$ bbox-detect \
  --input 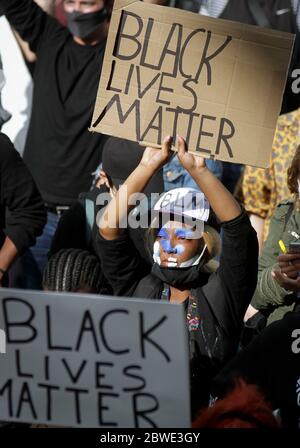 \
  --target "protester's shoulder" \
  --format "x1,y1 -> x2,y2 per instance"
257,311 -> 300,346
272,200 -> 295,221
221,208 -> 251,231
279,310 -> 300,329
0,132 -> 13,150
244,312 -> 298,364
133,274 -> 163,299
41,15 -> 69,45
0,132 -> 19,162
